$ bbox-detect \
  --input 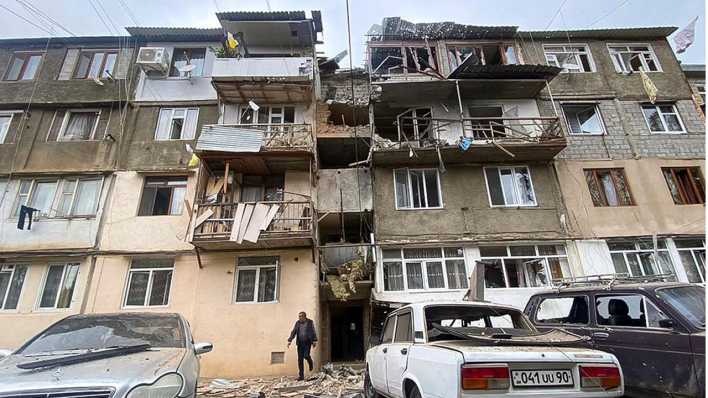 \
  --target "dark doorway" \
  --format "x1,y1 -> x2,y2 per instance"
330,305 -> 364,362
